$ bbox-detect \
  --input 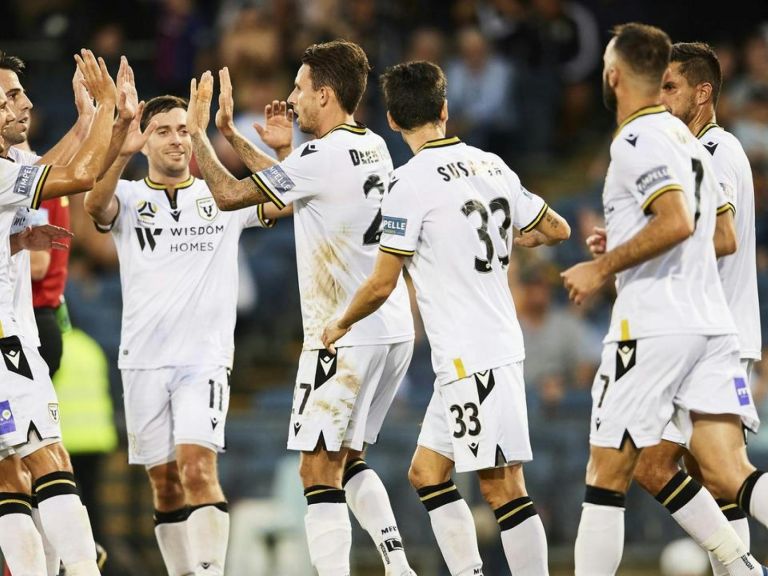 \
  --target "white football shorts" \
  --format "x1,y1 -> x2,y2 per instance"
590,335 -> 758,449
417,362 -> 532,473
0,335 -> 62,460
122,365 -> 230,467
287,341 -> 413,452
